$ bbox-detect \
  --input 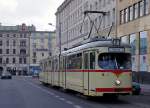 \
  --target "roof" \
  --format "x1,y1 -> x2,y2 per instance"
62,39 -> 130,55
